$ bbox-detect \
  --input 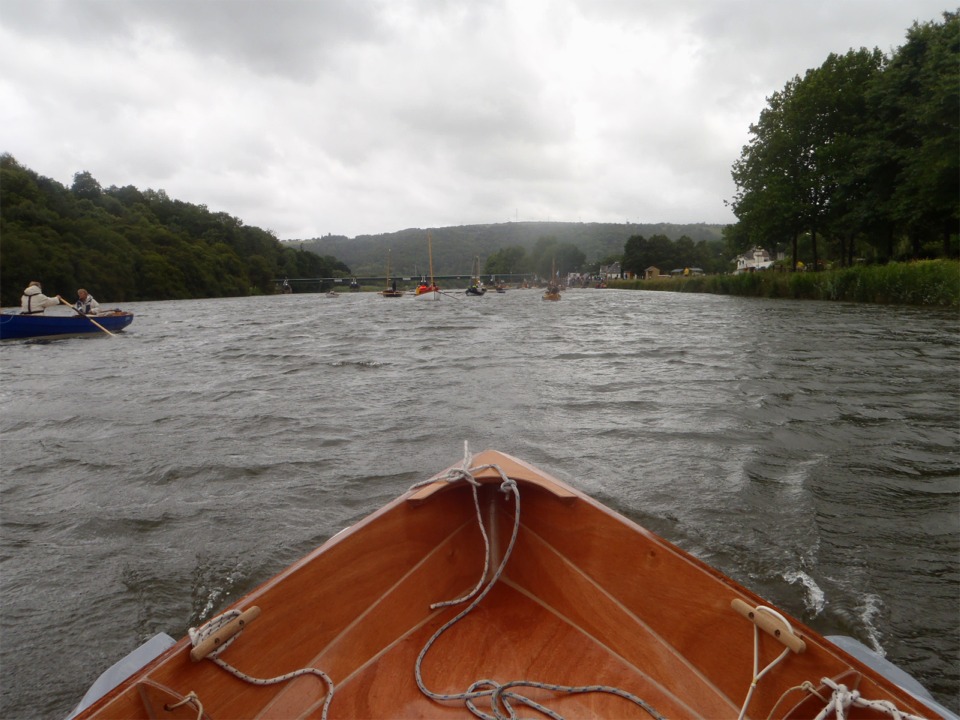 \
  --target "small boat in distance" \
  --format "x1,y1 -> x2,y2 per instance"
69,447 -> 949,720
465,255 -> 486,295
379,249 -> 404,298
542,258 -> 561,301
0,310 -> 134,340
414,231 -> 441,301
